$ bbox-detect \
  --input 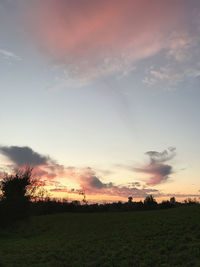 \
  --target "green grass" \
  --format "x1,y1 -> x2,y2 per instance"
0,206 -> 200,266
